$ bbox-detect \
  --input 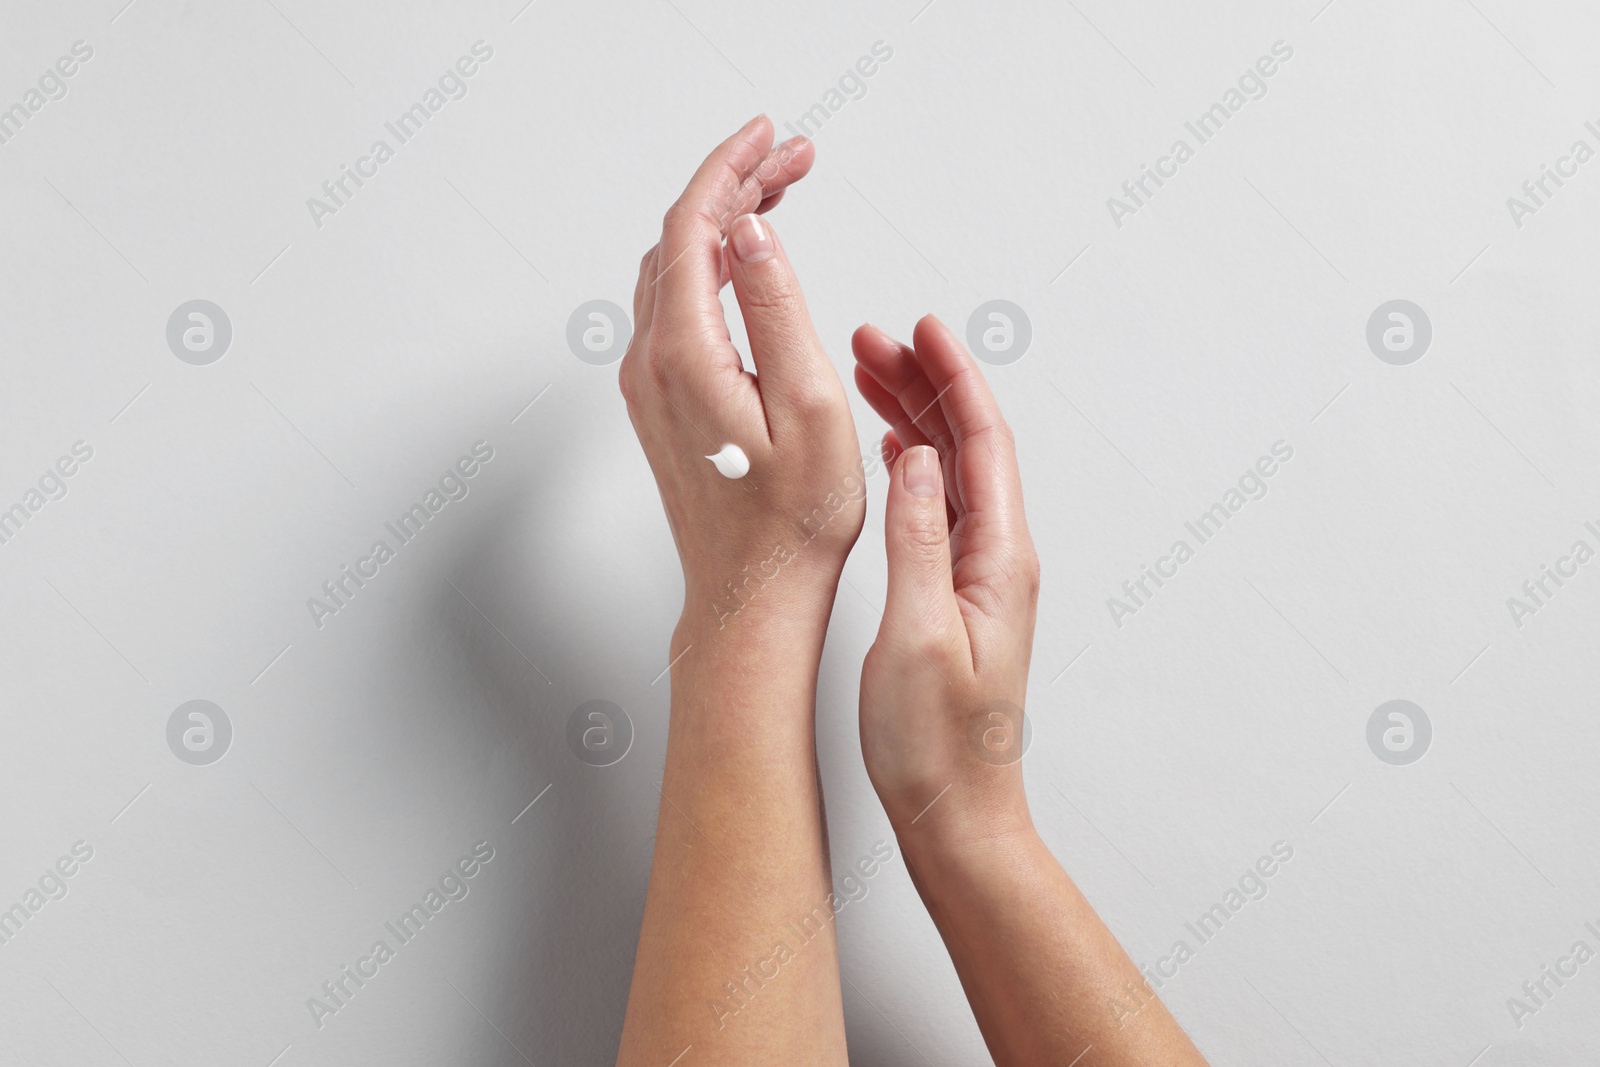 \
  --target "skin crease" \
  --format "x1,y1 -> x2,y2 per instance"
614,116 -> 1209,1067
